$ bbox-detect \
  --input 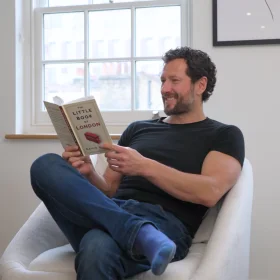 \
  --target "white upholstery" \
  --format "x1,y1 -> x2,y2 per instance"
0,157 -> 253,280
